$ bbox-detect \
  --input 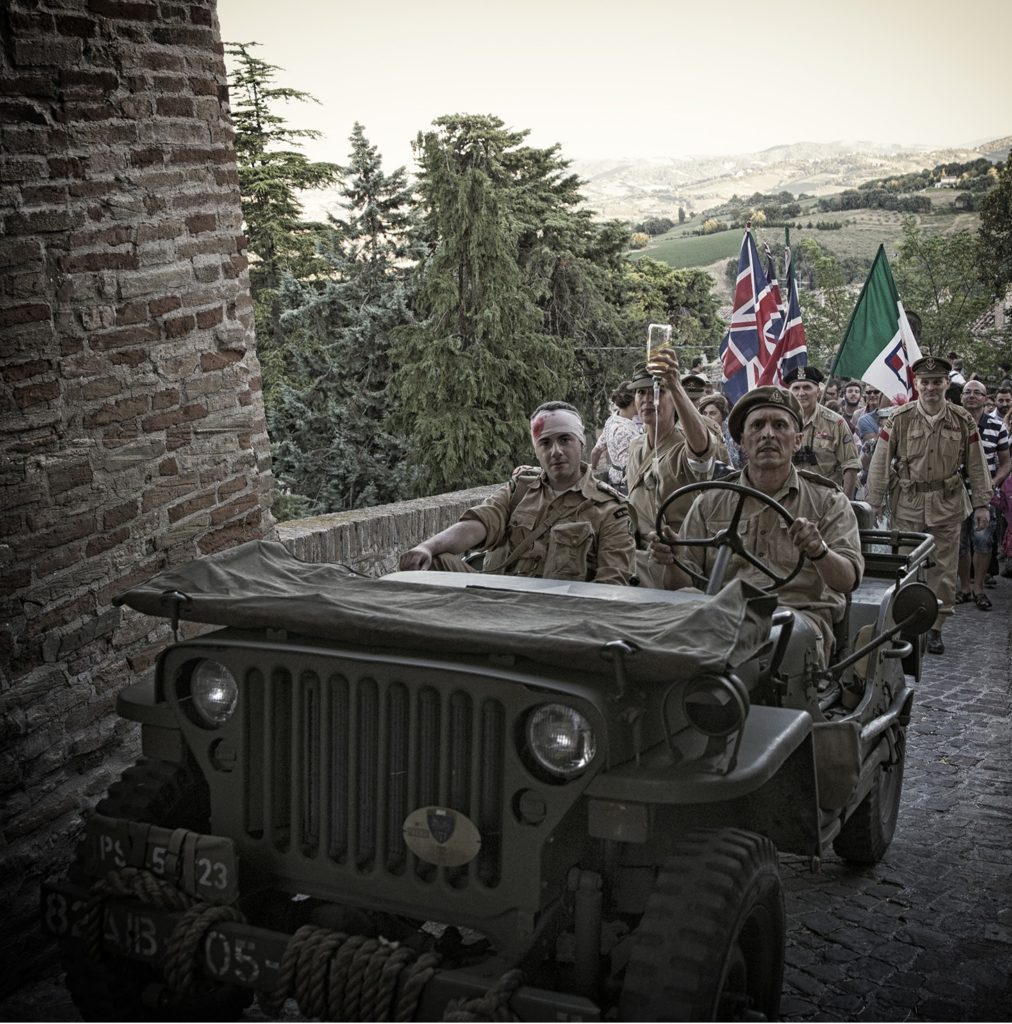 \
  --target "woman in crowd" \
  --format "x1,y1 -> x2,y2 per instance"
591,382 -> 641,493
